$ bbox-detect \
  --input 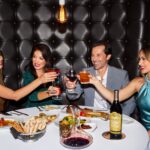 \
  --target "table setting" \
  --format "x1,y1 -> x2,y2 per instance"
0,105 -> 149,150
